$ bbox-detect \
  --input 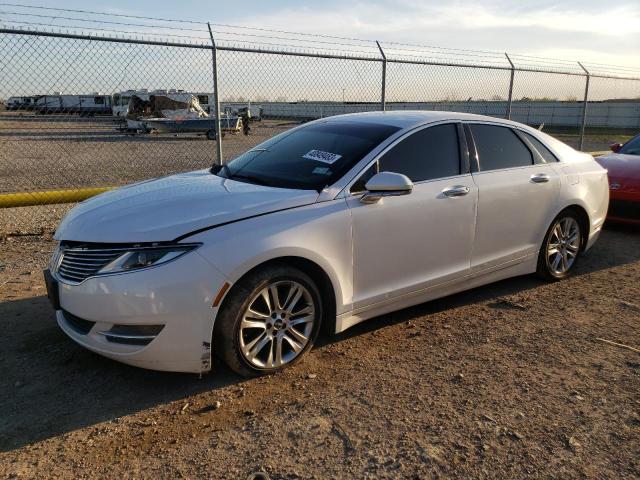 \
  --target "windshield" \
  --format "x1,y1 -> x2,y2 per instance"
216,121 -> 401,190
619,135 -> 640,156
